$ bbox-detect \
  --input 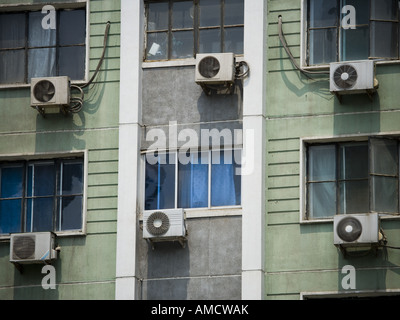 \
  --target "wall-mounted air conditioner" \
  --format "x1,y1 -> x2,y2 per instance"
31,76 -> 70,109
10,232 -> 57,264
334,213 -> 380,248
195,53 -> 235,85
143,208 -> 186,246
330,60 -> 378,101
